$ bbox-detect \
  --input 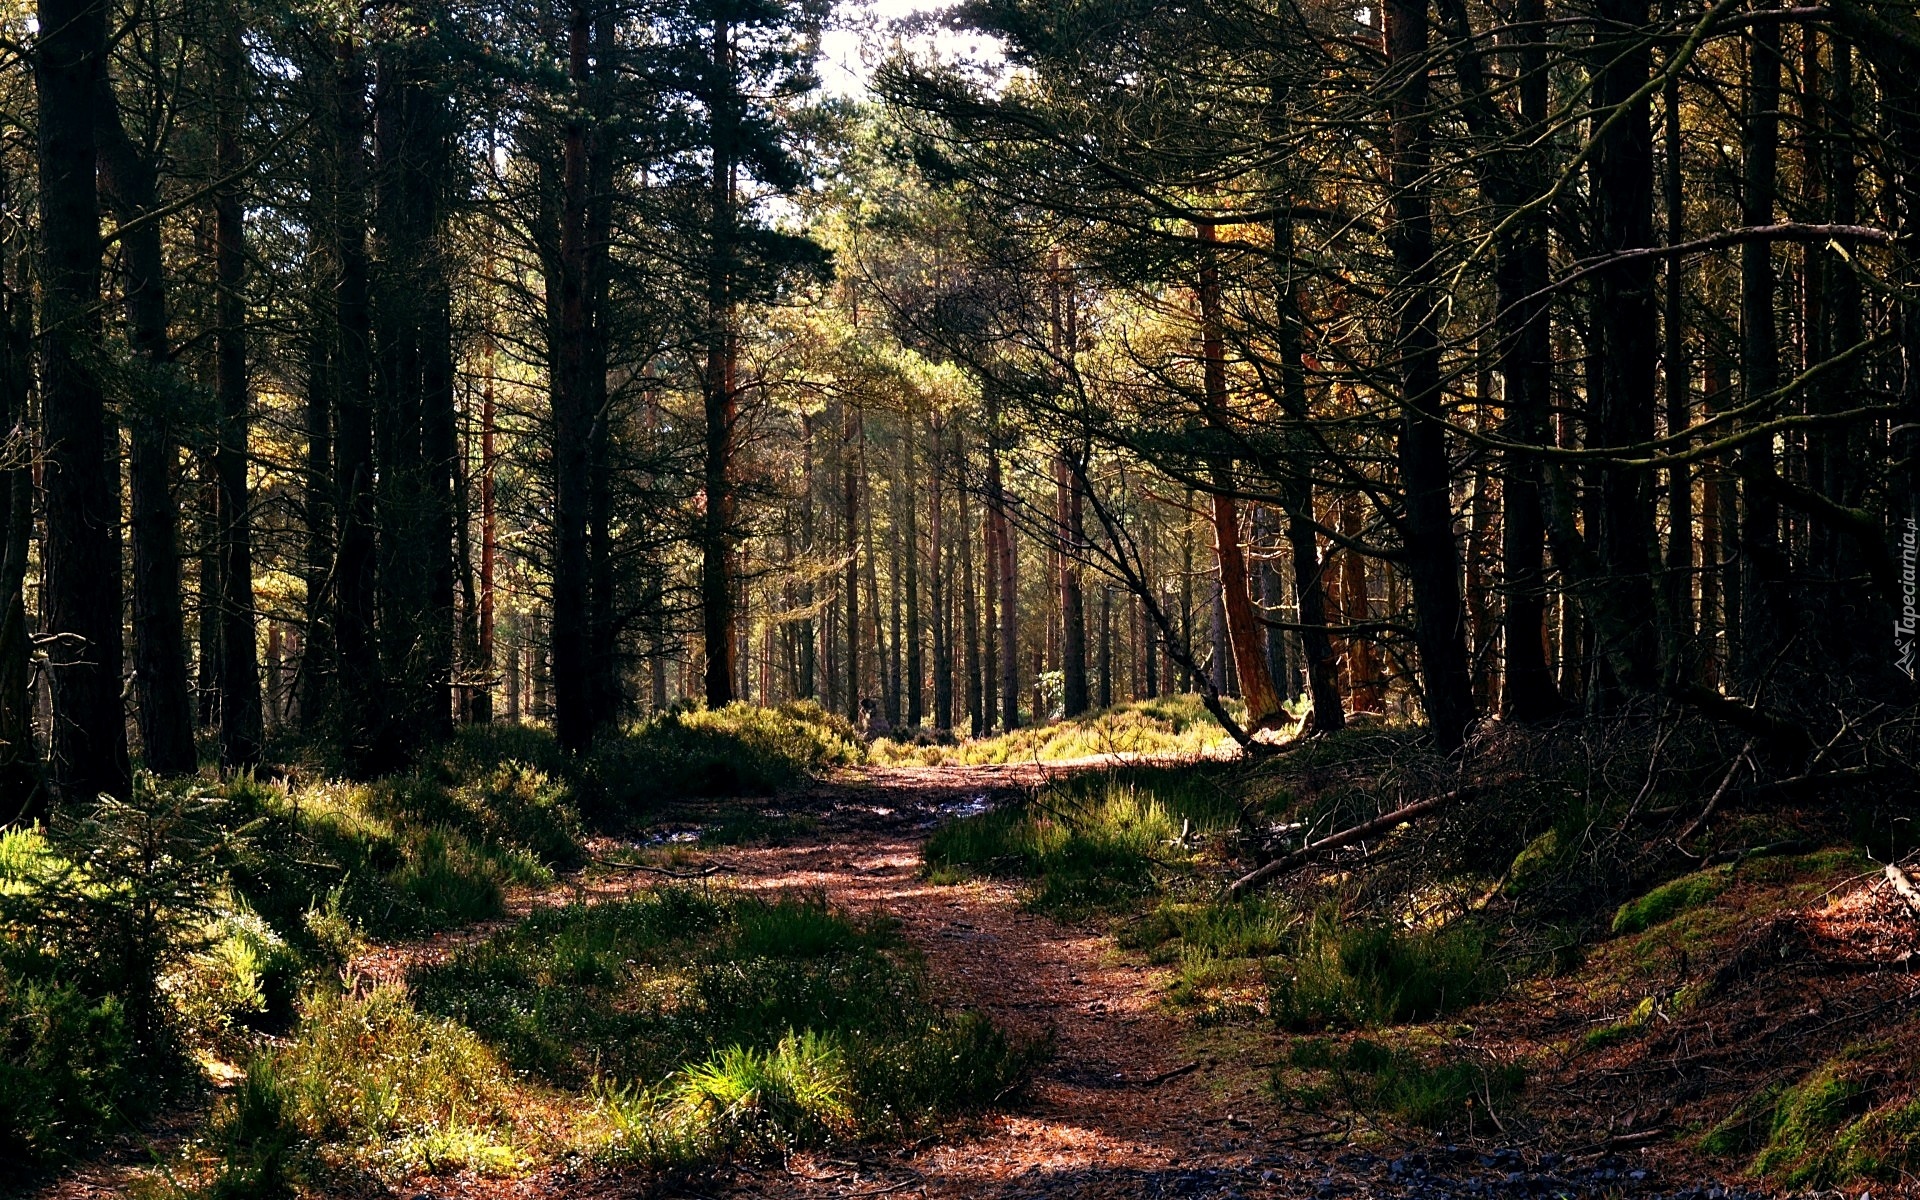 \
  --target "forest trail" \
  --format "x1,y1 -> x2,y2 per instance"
676,761 -> 1291,1200
351,760 -> 1740,1200
347,757 -> 1315,1200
